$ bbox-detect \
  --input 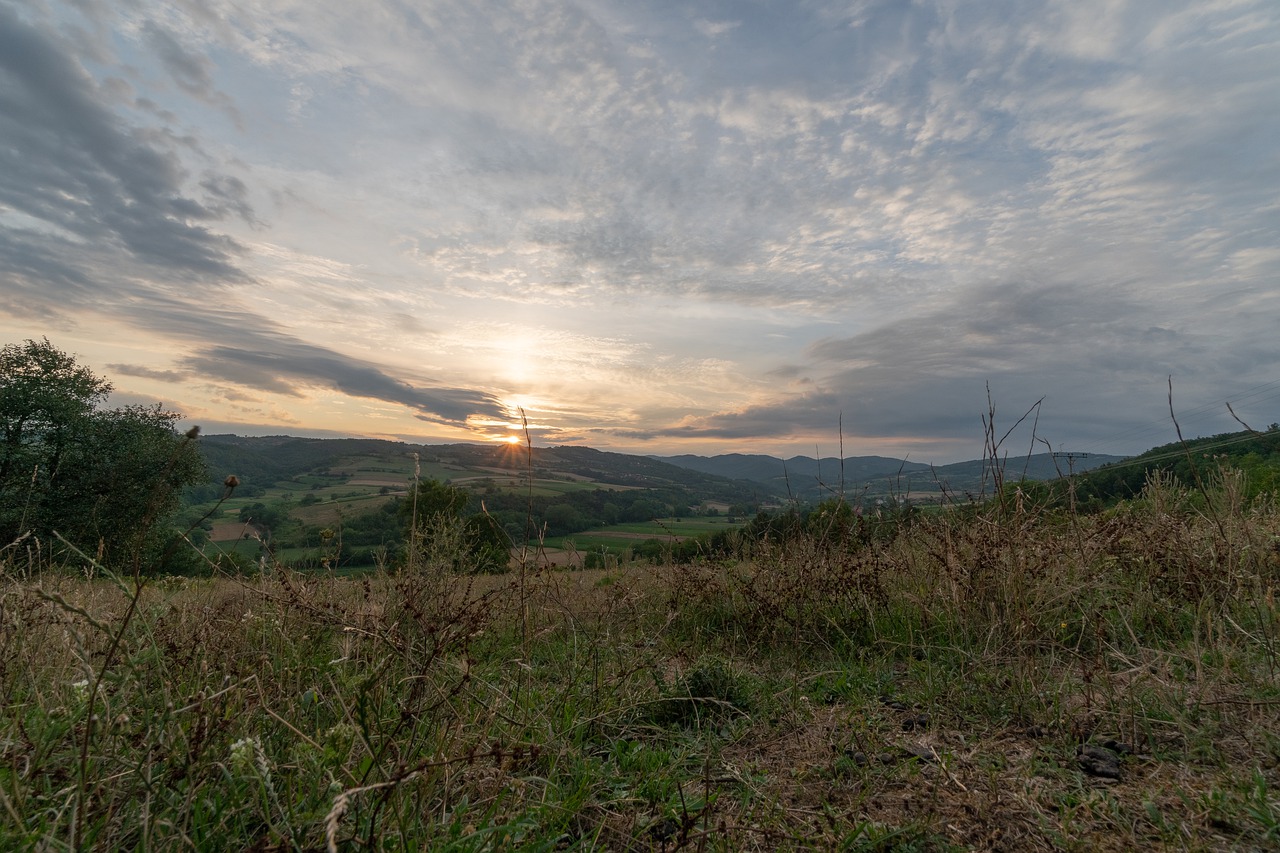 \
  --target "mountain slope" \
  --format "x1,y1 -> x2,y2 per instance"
195,435 -> 766,505
656,451 -> 1126,500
